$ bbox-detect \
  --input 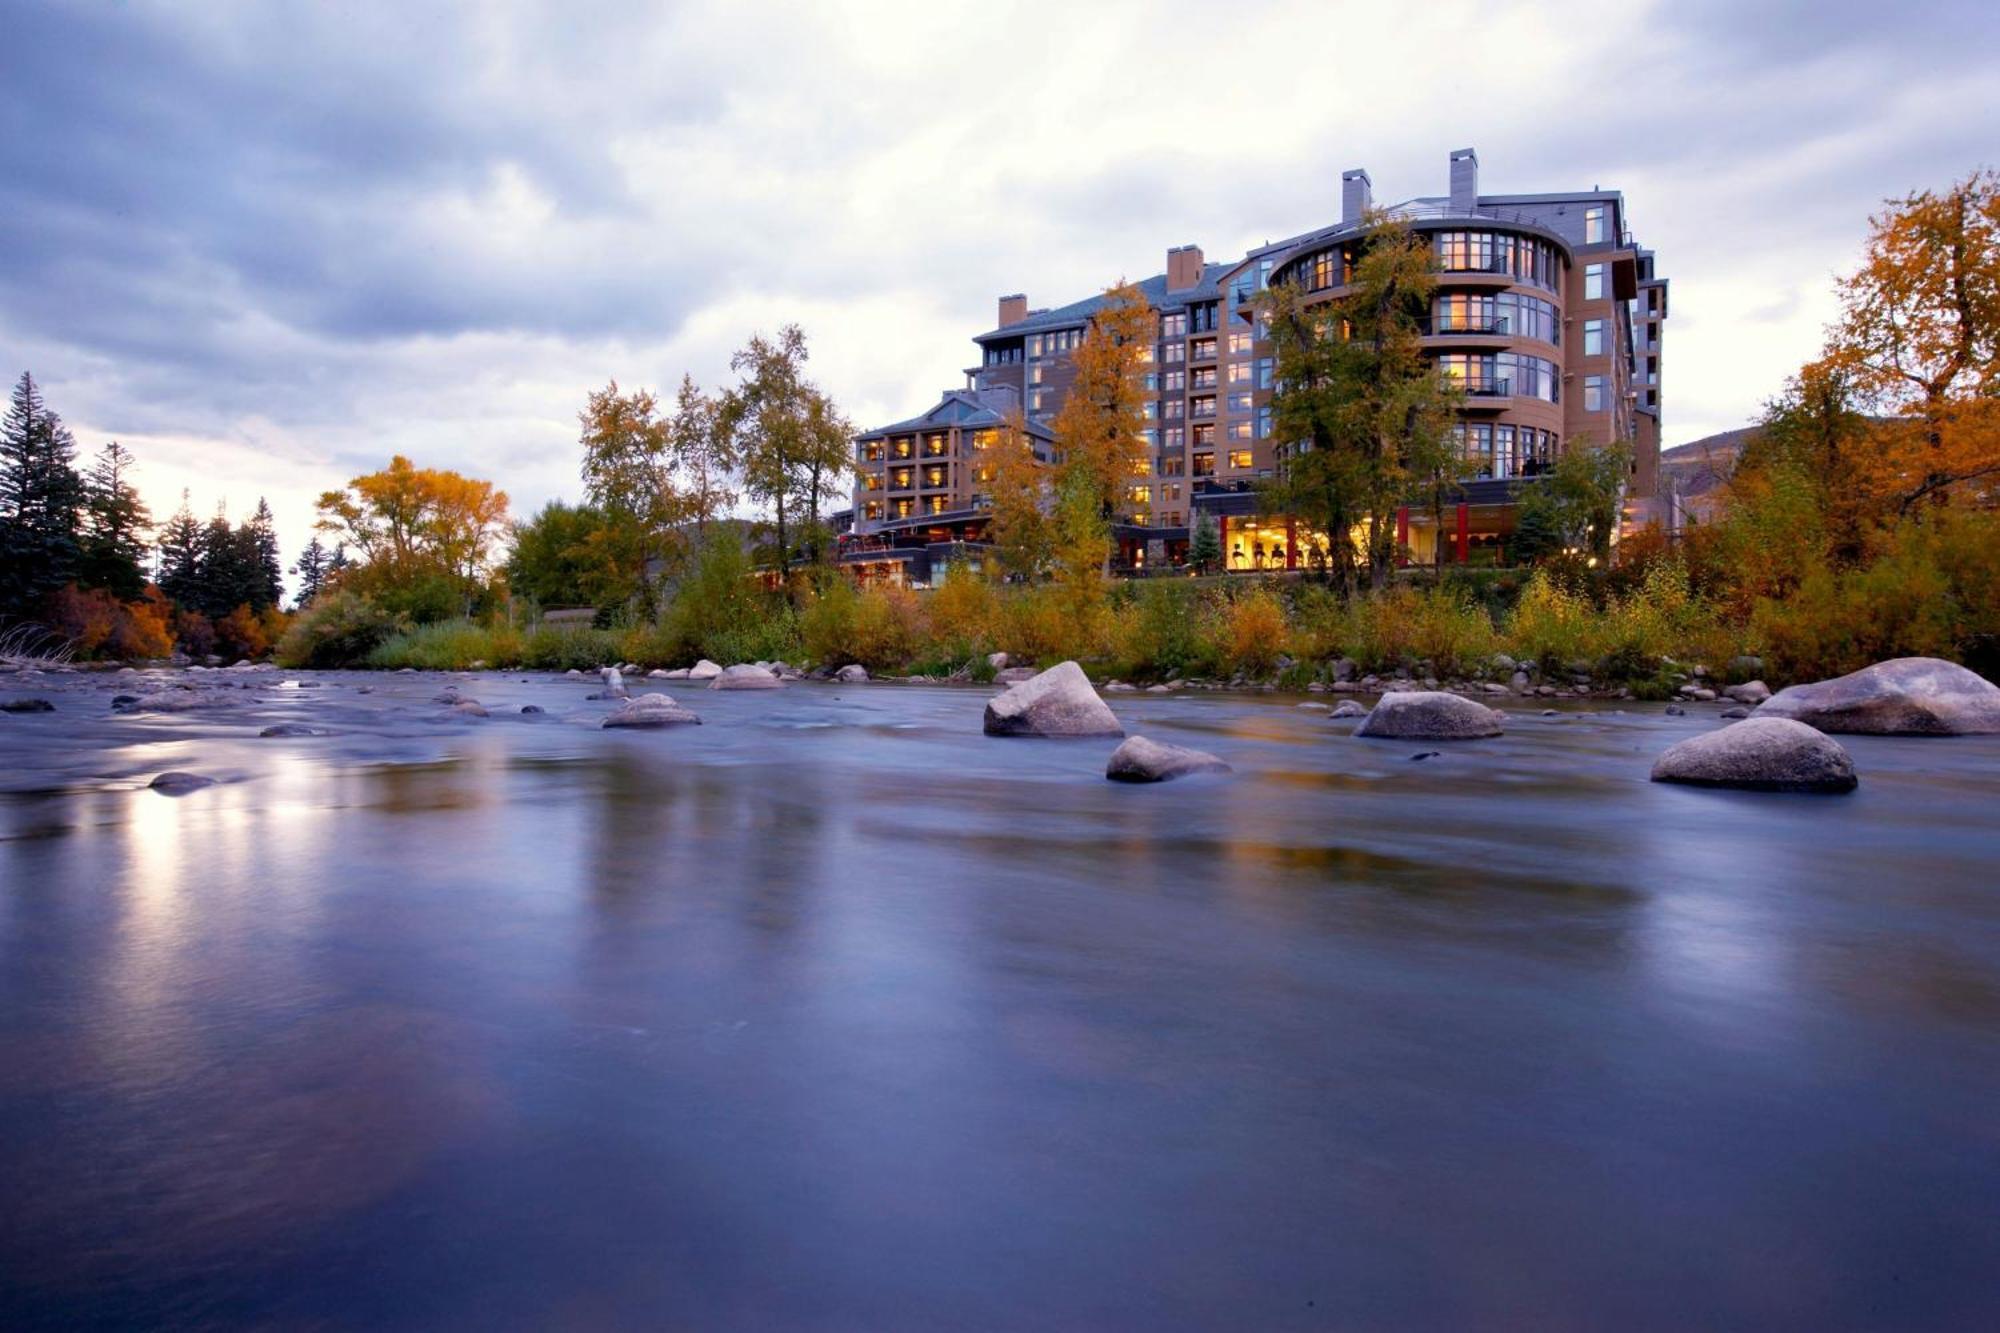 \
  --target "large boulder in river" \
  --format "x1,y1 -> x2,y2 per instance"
1755,657 -> 2000,735
1651,717 -> 1857,793
602,694 -> 702,728
687,659 -> 723,681
1105,735 -> 1231,783
1353,690 -> 1503,740
984,661 -> 1124,737
709,663 -> 785,691
835,664 -> 869,683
